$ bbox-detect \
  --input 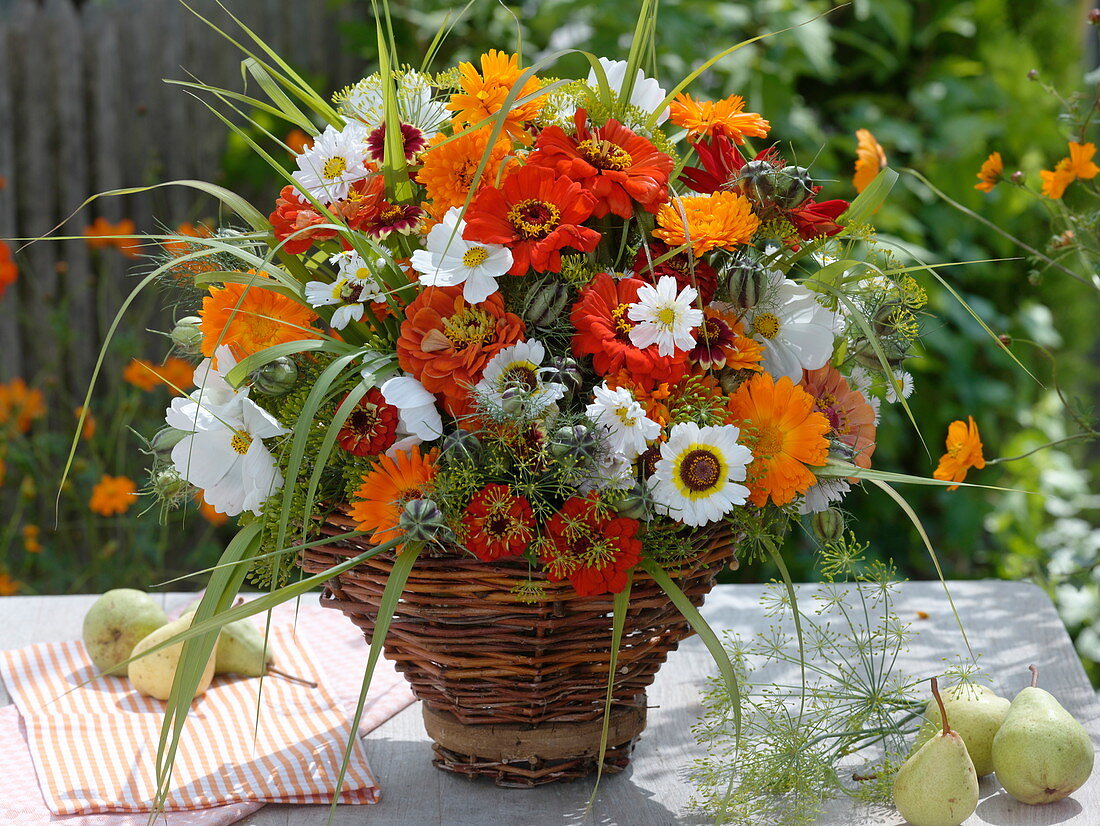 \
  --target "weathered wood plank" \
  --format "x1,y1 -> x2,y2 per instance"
0,16 -> 23,381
